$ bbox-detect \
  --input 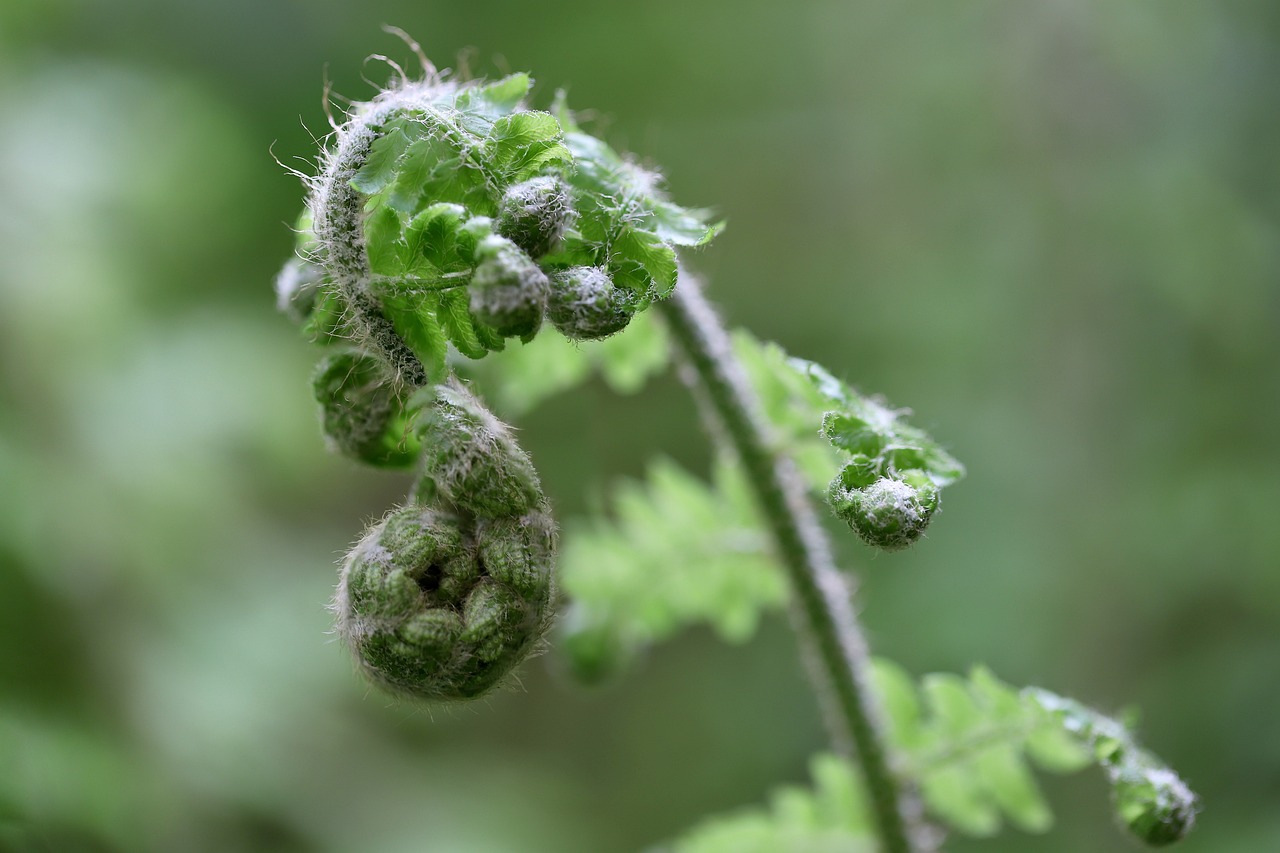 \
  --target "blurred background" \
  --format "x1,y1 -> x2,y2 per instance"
1,1 -> 1277,851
